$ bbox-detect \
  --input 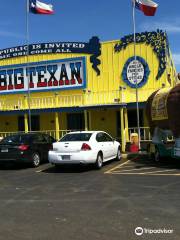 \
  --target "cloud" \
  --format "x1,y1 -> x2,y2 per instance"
140,19 -> 180,34
172,54 -> 180,65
